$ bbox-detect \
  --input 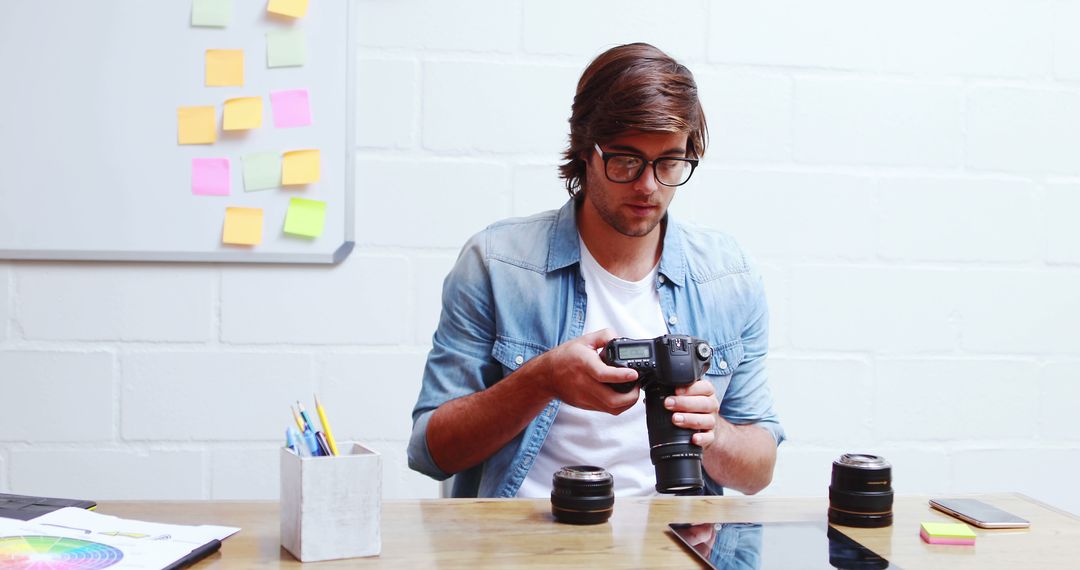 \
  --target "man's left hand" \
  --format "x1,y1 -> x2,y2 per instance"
665,380 -> 720,447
